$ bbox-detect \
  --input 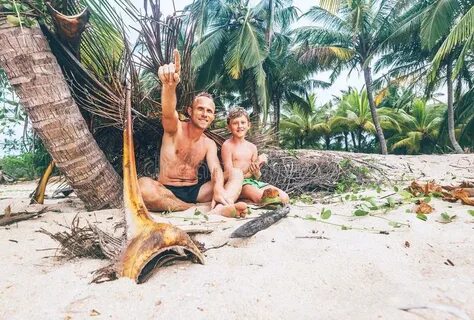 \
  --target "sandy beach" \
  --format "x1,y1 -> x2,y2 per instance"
0,153 -> 473,320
